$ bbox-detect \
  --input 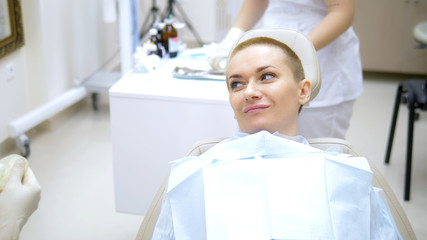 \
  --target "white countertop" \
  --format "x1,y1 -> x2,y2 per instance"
109,50 -> 230,104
